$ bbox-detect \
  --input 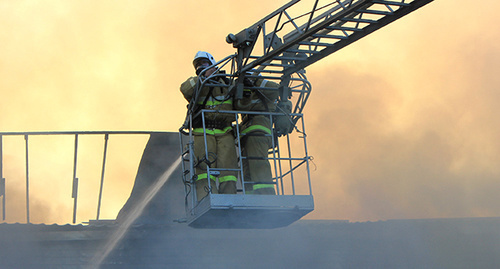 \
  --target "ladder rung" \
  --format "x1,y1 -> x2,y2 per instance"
341,18 -> 378,24
357,9 -> 393,16
274,55 -> 306,61
286,49 -> 319,54
325,26 -> 363,32
312,34 -> 348,40
297,41 -> 333,47
260,62 -> 294,68
371,0 -> 409,7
